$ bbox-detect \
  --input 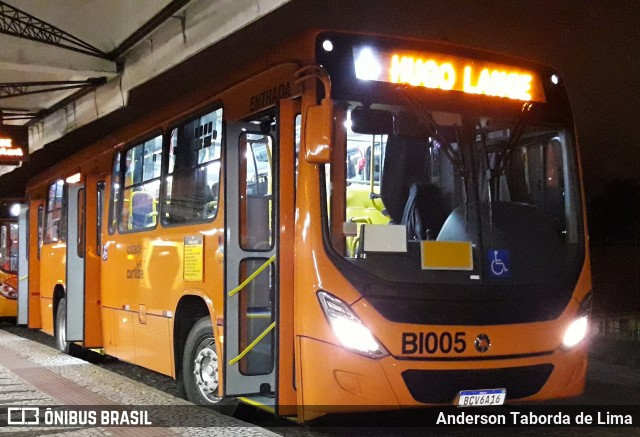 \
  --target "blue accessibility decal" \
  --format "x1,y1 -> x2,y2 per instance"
488,249 -> 510,277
